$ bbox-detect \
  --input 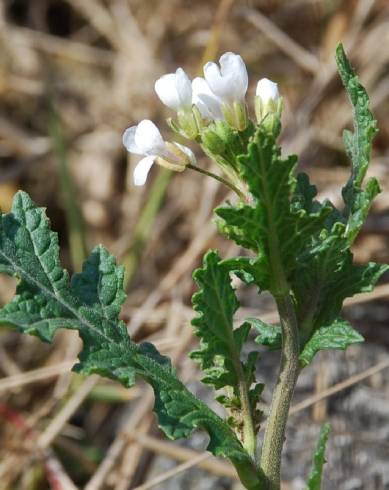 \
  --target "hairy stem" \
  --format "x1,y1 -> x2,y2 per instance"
260,292 -> 300,490
255,147 -> 300,487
